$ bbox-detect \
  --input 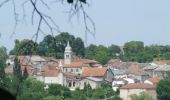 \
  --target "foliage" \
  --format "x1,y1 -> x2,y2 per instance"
130,92 -> 153,100
108,44 -> 121,59
10,39 -> 37,55
47,84 -> 71,99
123,41 -> 144,62
18,77 -> 46,100
156,79 -> 170,100
43,96 -> 63,100
23,67 -> 28,80
0,46 -> 7,88
36,32 -> 85,58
